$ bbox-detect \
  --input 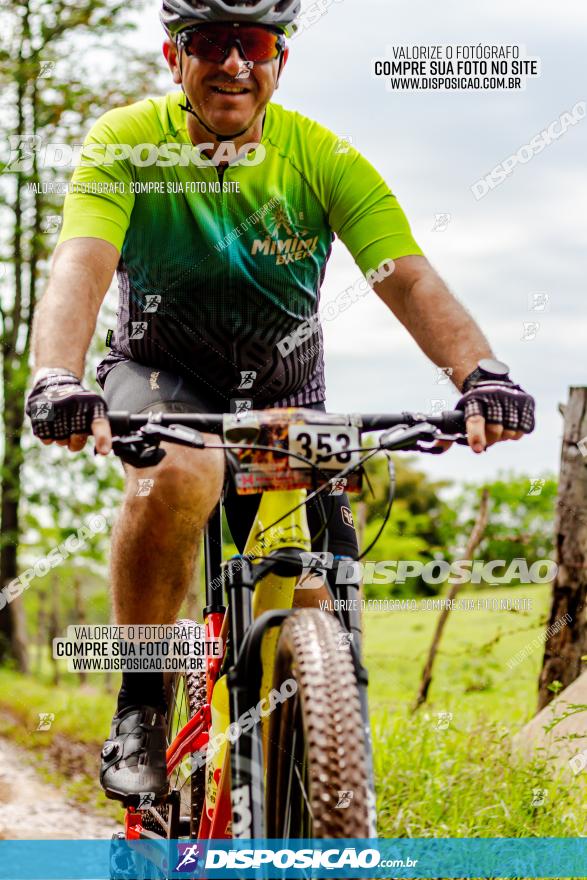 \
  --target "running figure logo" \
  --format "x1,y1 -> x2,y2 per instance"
336,790 -> 354,808
329,477 -> 347,496
36,712 -> 55,731
30,400 -> 53,421
130,322 -> 148,340
231,399 -> 253,415
238,370 -> 256,391
143,295 -> 161,314
175,844 -> 201,872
